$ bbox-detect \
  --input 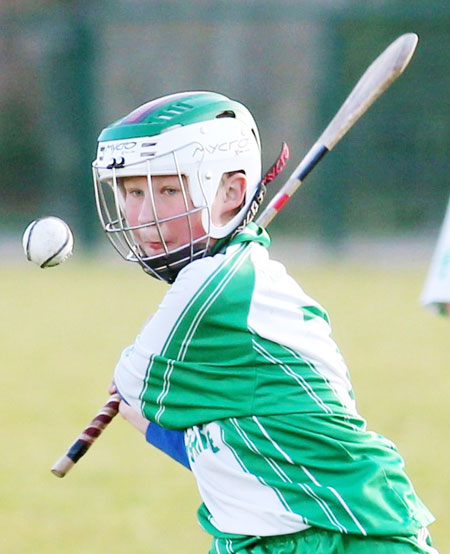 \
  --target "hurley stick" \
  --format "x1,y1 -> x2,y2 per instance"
51,393 -> 120,478
257,33 -> 418,228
